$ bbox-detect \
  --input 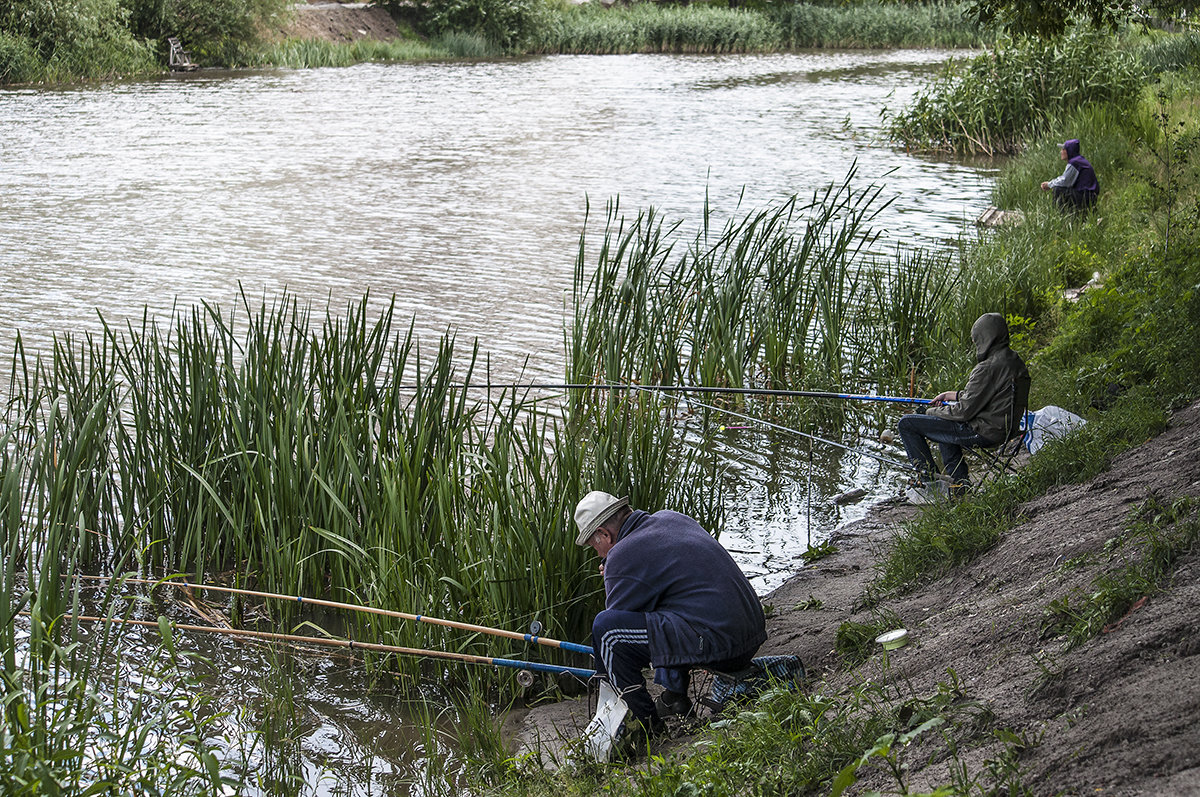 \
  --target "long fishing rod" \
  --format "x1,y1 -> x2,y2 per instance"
47,613 -> 597,679
78,575 -> 594,656
456,382 -> 932,405
626,383 -> 915,471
